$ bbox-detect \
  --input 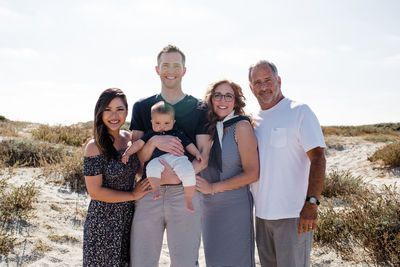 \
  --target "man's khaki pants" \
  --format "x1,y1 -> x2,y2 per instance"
130,185 -> 201,267
256,217 -> 313,267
